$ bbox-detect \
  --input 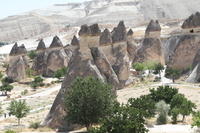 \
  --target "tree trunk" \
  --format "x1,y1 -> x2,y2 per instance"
182,115 -> 185,122
18,118 -> 20,125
